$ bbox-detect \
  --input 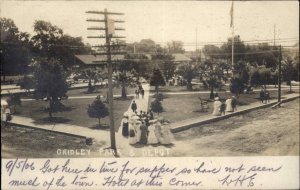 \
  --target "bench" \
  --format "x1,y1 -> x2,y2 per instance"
199,97 -> 209,112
